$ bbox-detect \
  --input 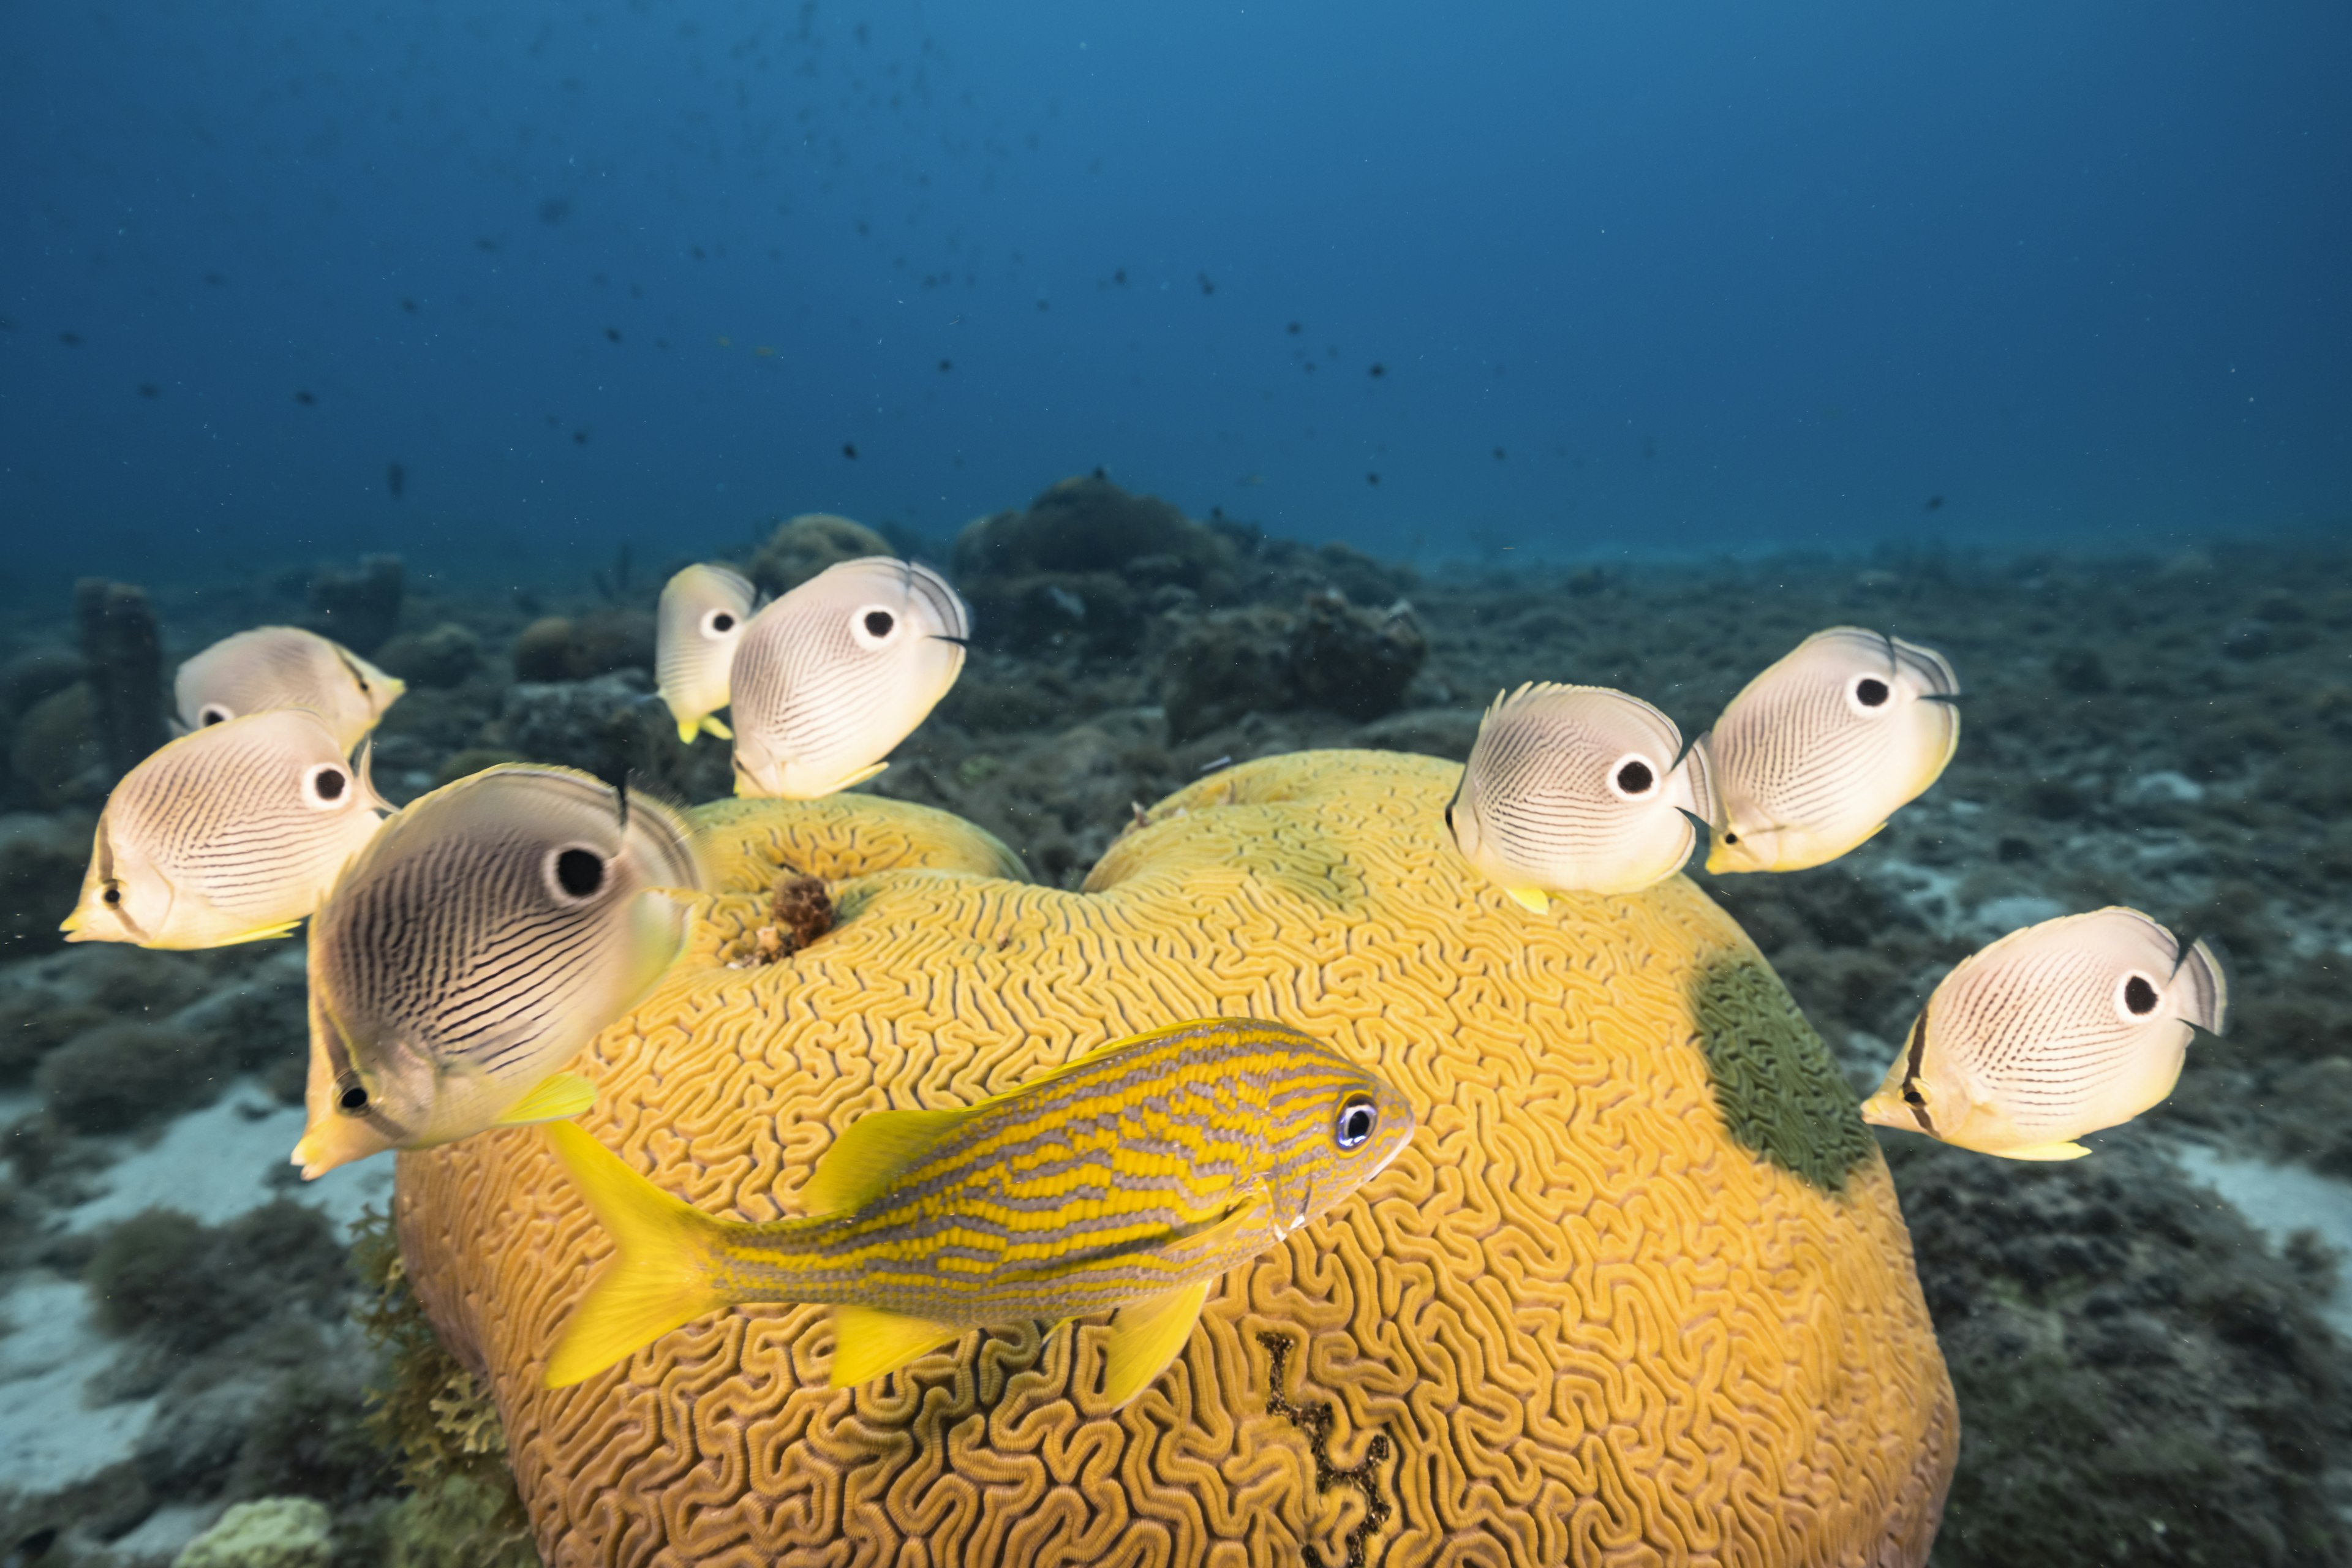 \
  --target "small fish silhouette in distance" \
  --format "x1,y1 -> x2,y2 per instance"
1695,626 -> 1959,874
62,710 -> 390,949
292,766 -> 701,1179
729,557 -> 970,799
540,1018 -> 1416,1403
1447,682 -> 1714,907
175,626 -> 406,752
1862,907 -> 2228,1160
654,564 -> 756,744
